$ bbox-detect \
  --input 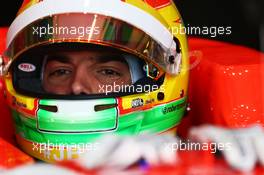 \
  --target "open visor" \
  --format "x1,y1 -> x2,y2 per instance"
6,13 -> 181,76
11,43 -> 165,98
